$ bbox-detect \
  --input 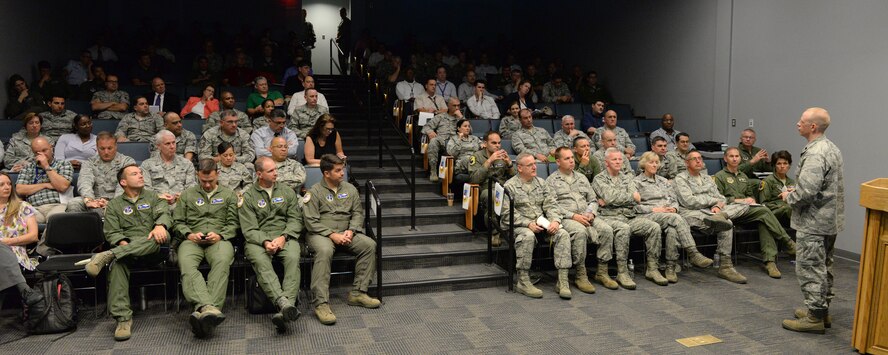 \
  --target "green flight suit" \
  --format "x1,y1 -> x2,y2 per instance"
759,174 -> 795,226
